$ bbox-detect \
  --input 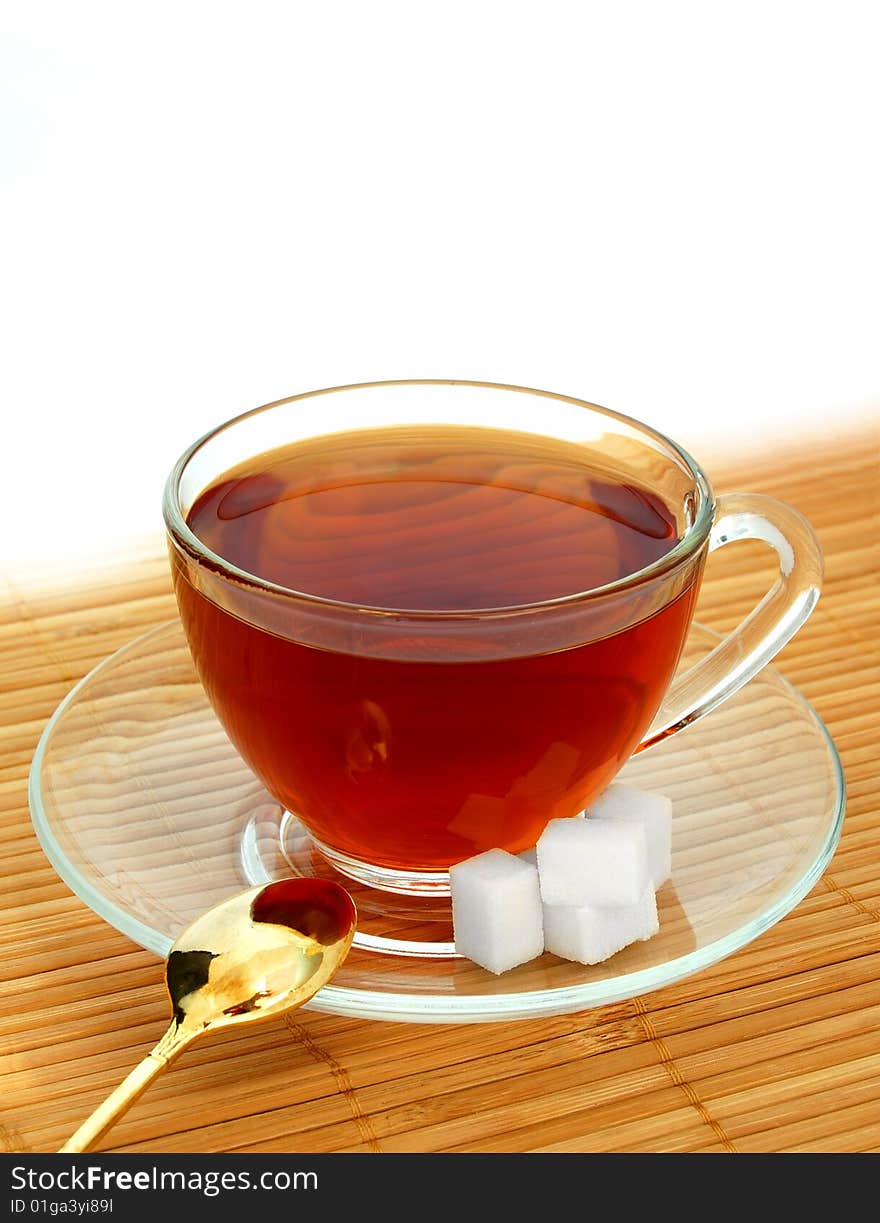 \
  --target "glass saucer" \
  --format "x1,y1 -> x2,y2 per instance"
29,619 -> 845,1023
